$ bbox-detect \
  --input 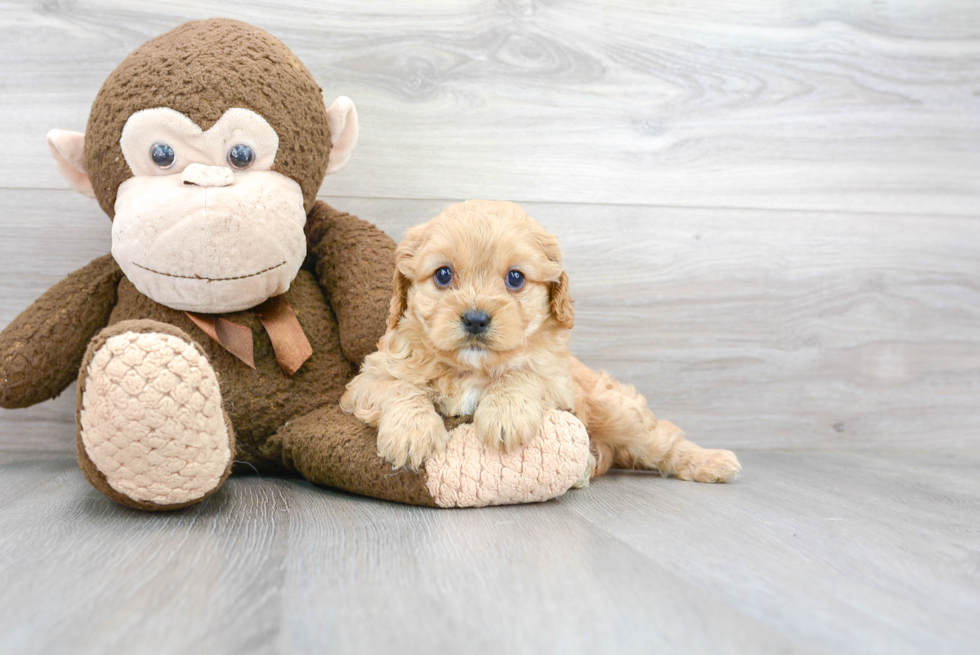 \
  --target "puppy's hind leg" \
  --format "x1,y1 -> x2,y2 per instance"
572,359 -> 740,483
